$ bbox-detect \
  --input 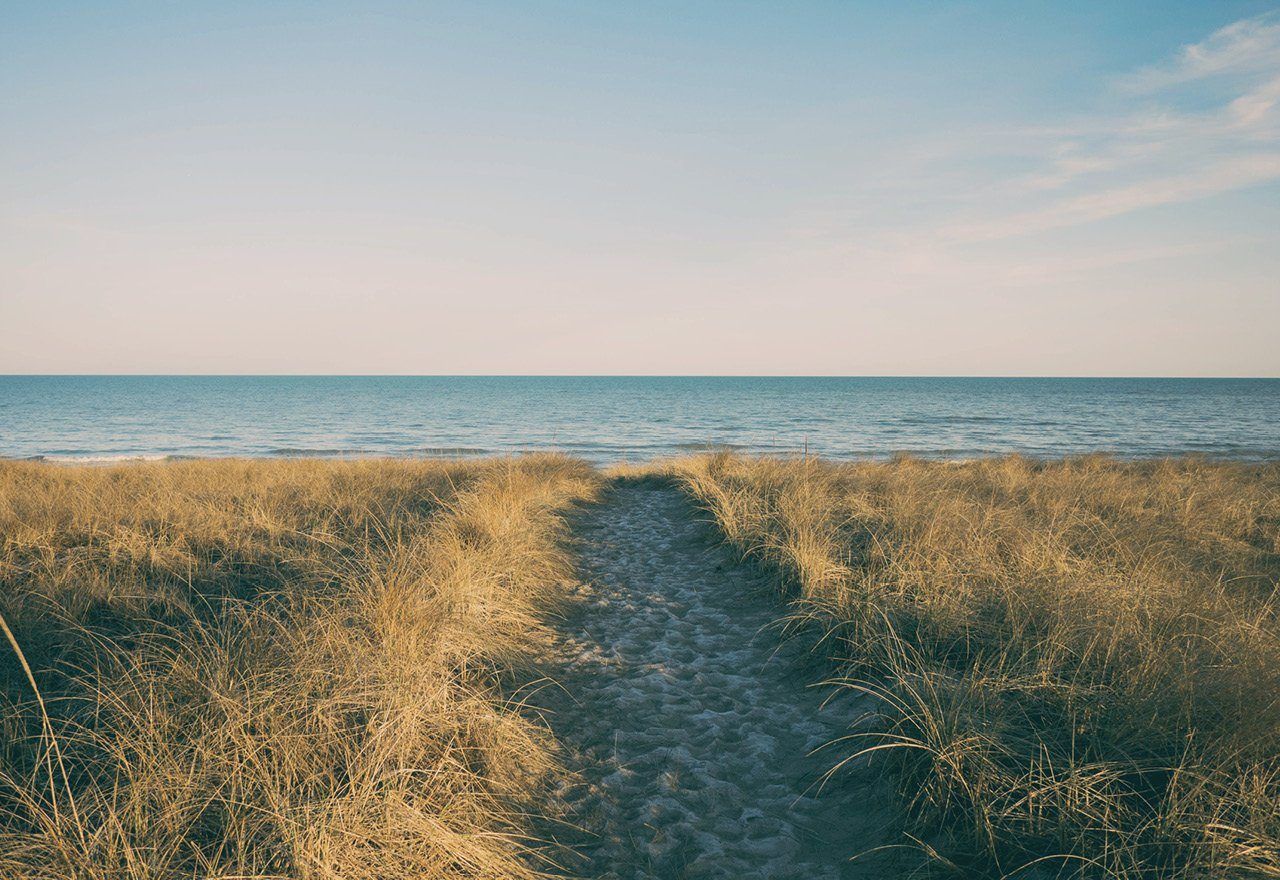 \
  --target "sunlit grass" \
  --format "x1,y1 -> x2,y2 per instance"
674,452 -> 1280,879
0,455 -> 600,879
6,451 -> 1276,878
